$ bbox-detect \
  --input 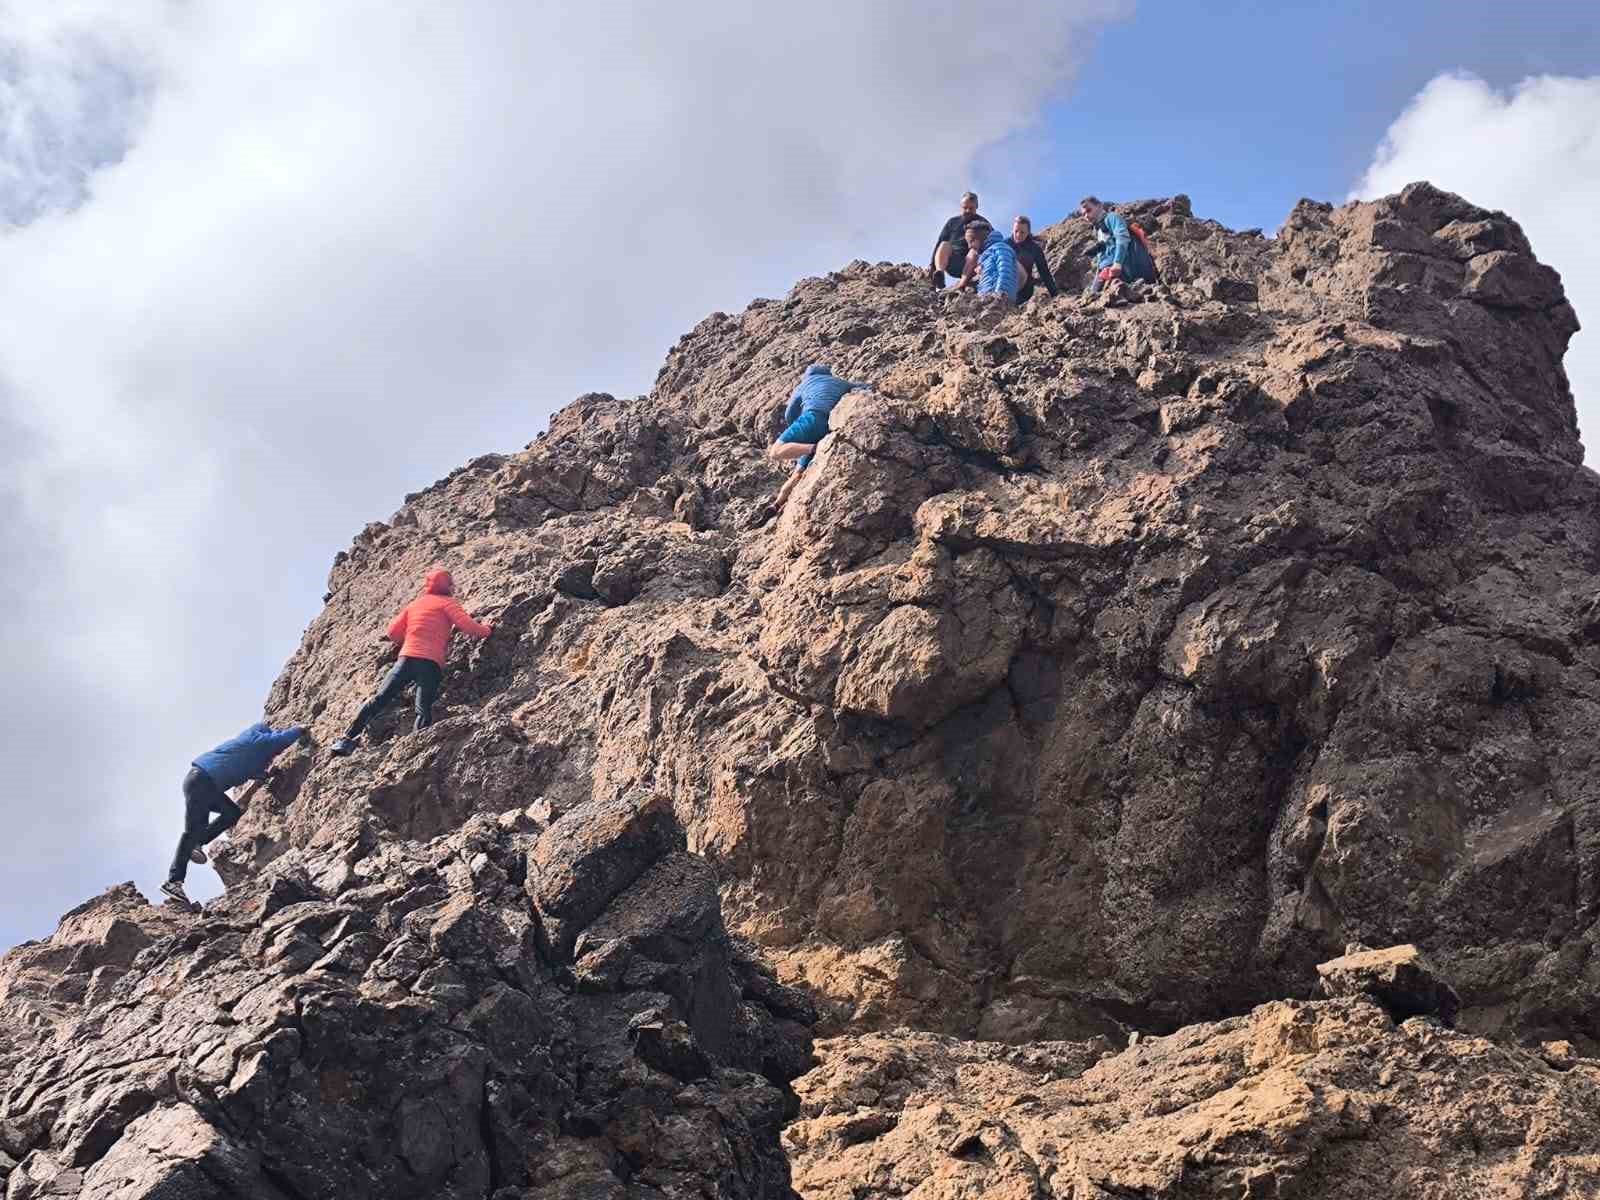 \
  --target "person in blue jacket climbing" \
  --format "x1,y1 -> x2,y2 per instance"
161,720 -> 306,910
767,363 -> 867,507
952,220 -> 1020,302
1080,196 -> 1158,296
